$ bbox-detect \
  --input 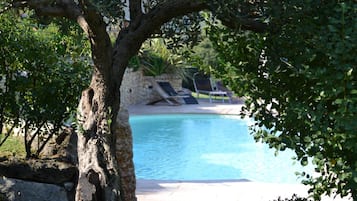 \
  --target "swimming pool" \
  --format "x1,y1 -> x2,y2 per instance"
130,114 -> 311,183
